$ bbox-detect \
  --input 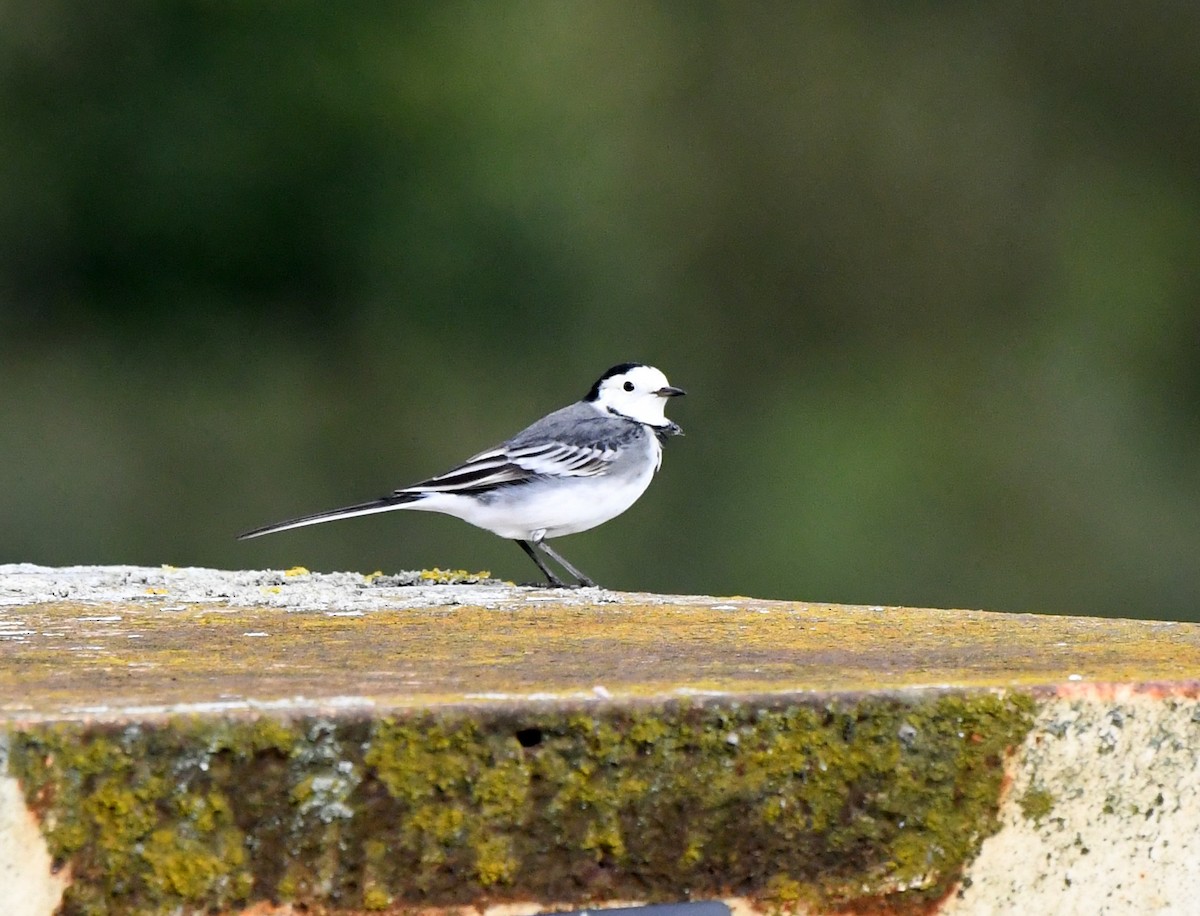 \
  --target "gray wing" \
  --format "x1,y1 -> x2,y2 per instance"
397,402 -> 642,496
